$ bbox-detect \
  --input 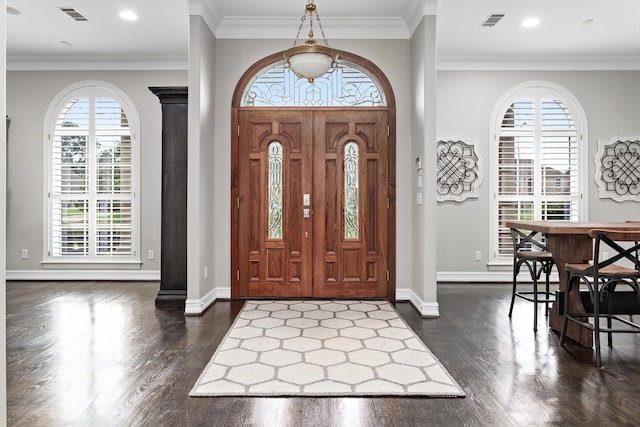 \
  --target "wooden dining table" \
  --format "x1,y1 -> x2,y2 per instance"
505,220 -> 640,348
